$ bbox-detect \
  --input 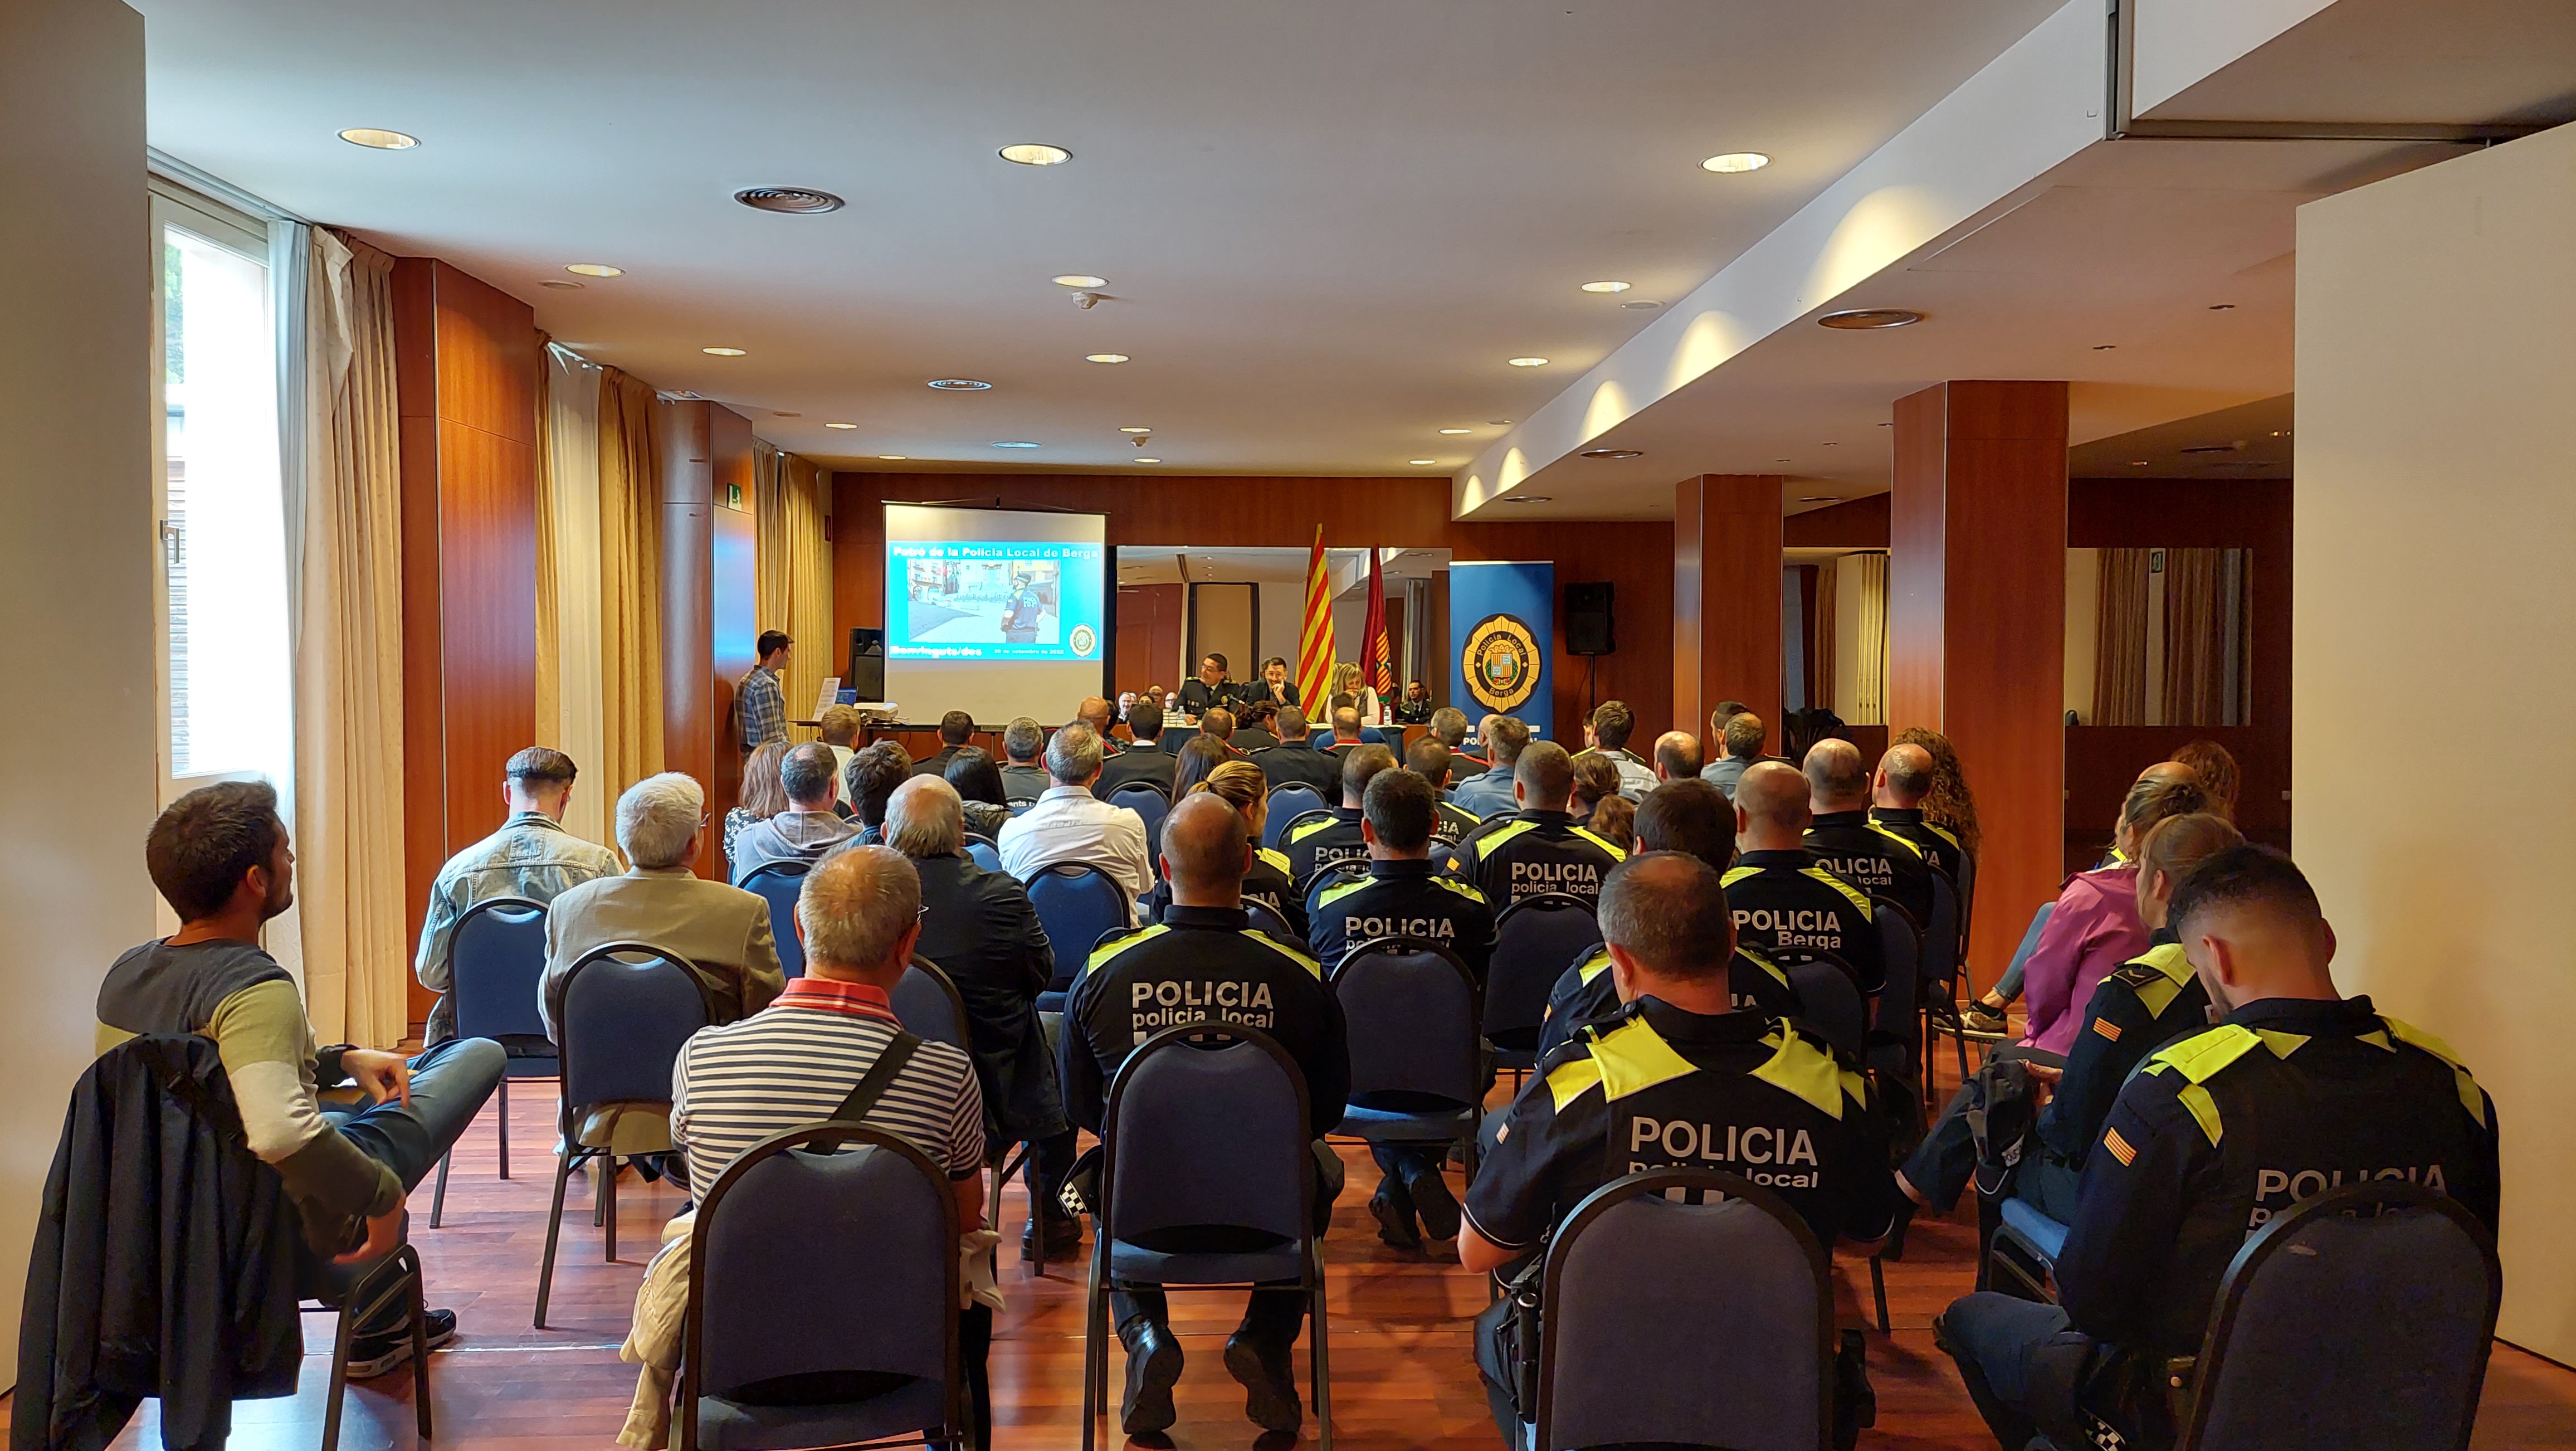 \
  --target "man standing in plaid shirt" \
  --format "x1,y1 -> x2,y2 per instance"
738,629 -> 792,756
